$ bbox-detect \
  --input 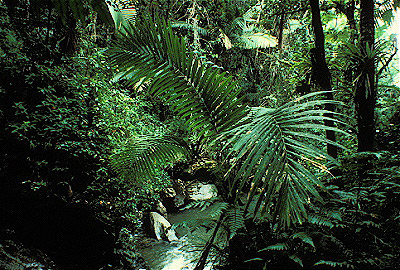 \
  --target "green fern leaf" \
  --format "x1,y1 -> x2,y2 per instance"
259,243 -> 289,252
314,260 -> 354,269
289,254 -> 303,267
291,232 -> 315,248
225,207 -> 245,240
